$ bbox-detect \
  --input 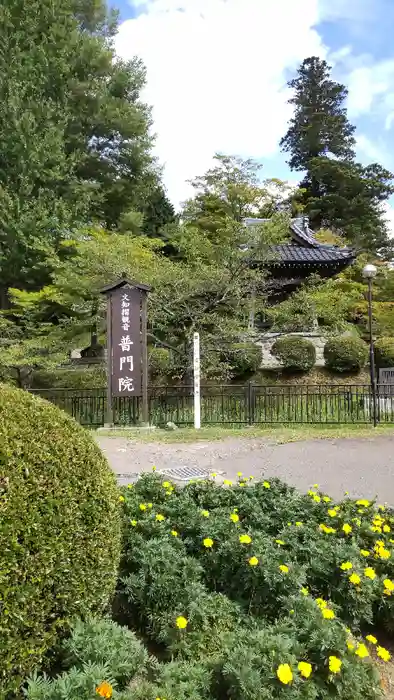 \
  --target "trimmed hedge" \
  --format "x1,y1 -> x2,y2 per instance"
374,337 -> 394,369
227,342 -> 262,377
324,336 -> 368,373
0,385 -> 121,695
271,335 -> 316,372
